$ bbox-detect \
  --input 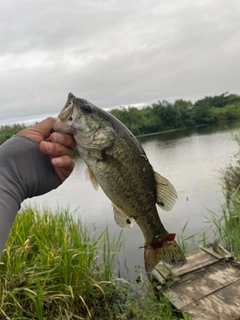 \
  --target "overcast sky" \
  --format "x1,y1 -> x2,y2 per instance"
1,0 -> 240,125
